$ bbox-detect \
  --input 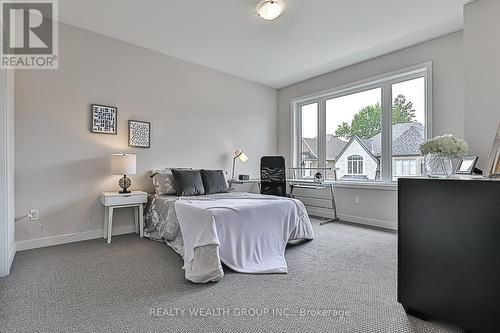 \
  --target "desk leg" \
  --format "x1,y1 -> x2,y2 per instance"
320,185 -> 340,226
103,206 -> 108,239
107,207 -> 114,244
134,206 -> 139,234
330,185 -> 339,221
139,204 -> 144,238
